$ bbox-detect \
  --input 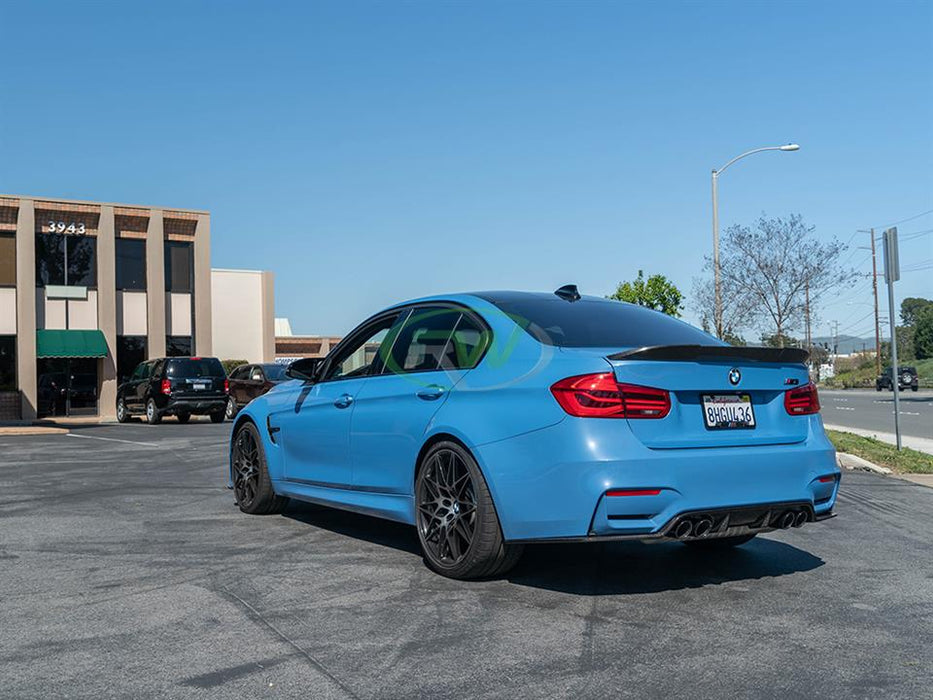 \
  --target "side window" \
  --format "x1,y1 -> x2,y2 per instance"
232,366 -> 249,380
383,307 -> 462,375
250,367 -> 265,382
323,314 -> 401,382
440,313 -> 490,370
131,363 -> 147,381
151,360 -> 164,379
